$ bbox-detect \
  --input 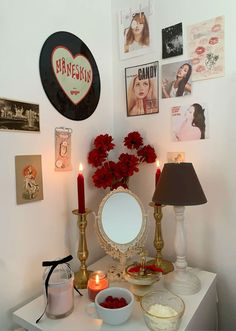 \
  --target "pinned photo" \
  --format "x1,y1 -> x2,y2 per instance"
171,103 -> 209,142
162,60 -> 192,99
162,23 -> 183,59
